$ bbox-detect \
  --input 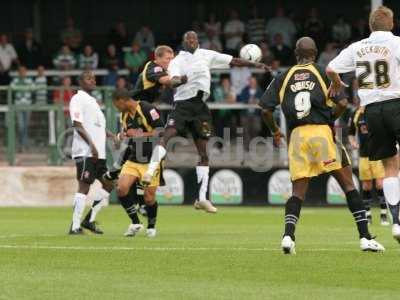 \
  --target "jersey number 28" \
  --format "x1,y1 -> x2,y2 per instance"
356,60 -> 390,89
294,91 -> 311,119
